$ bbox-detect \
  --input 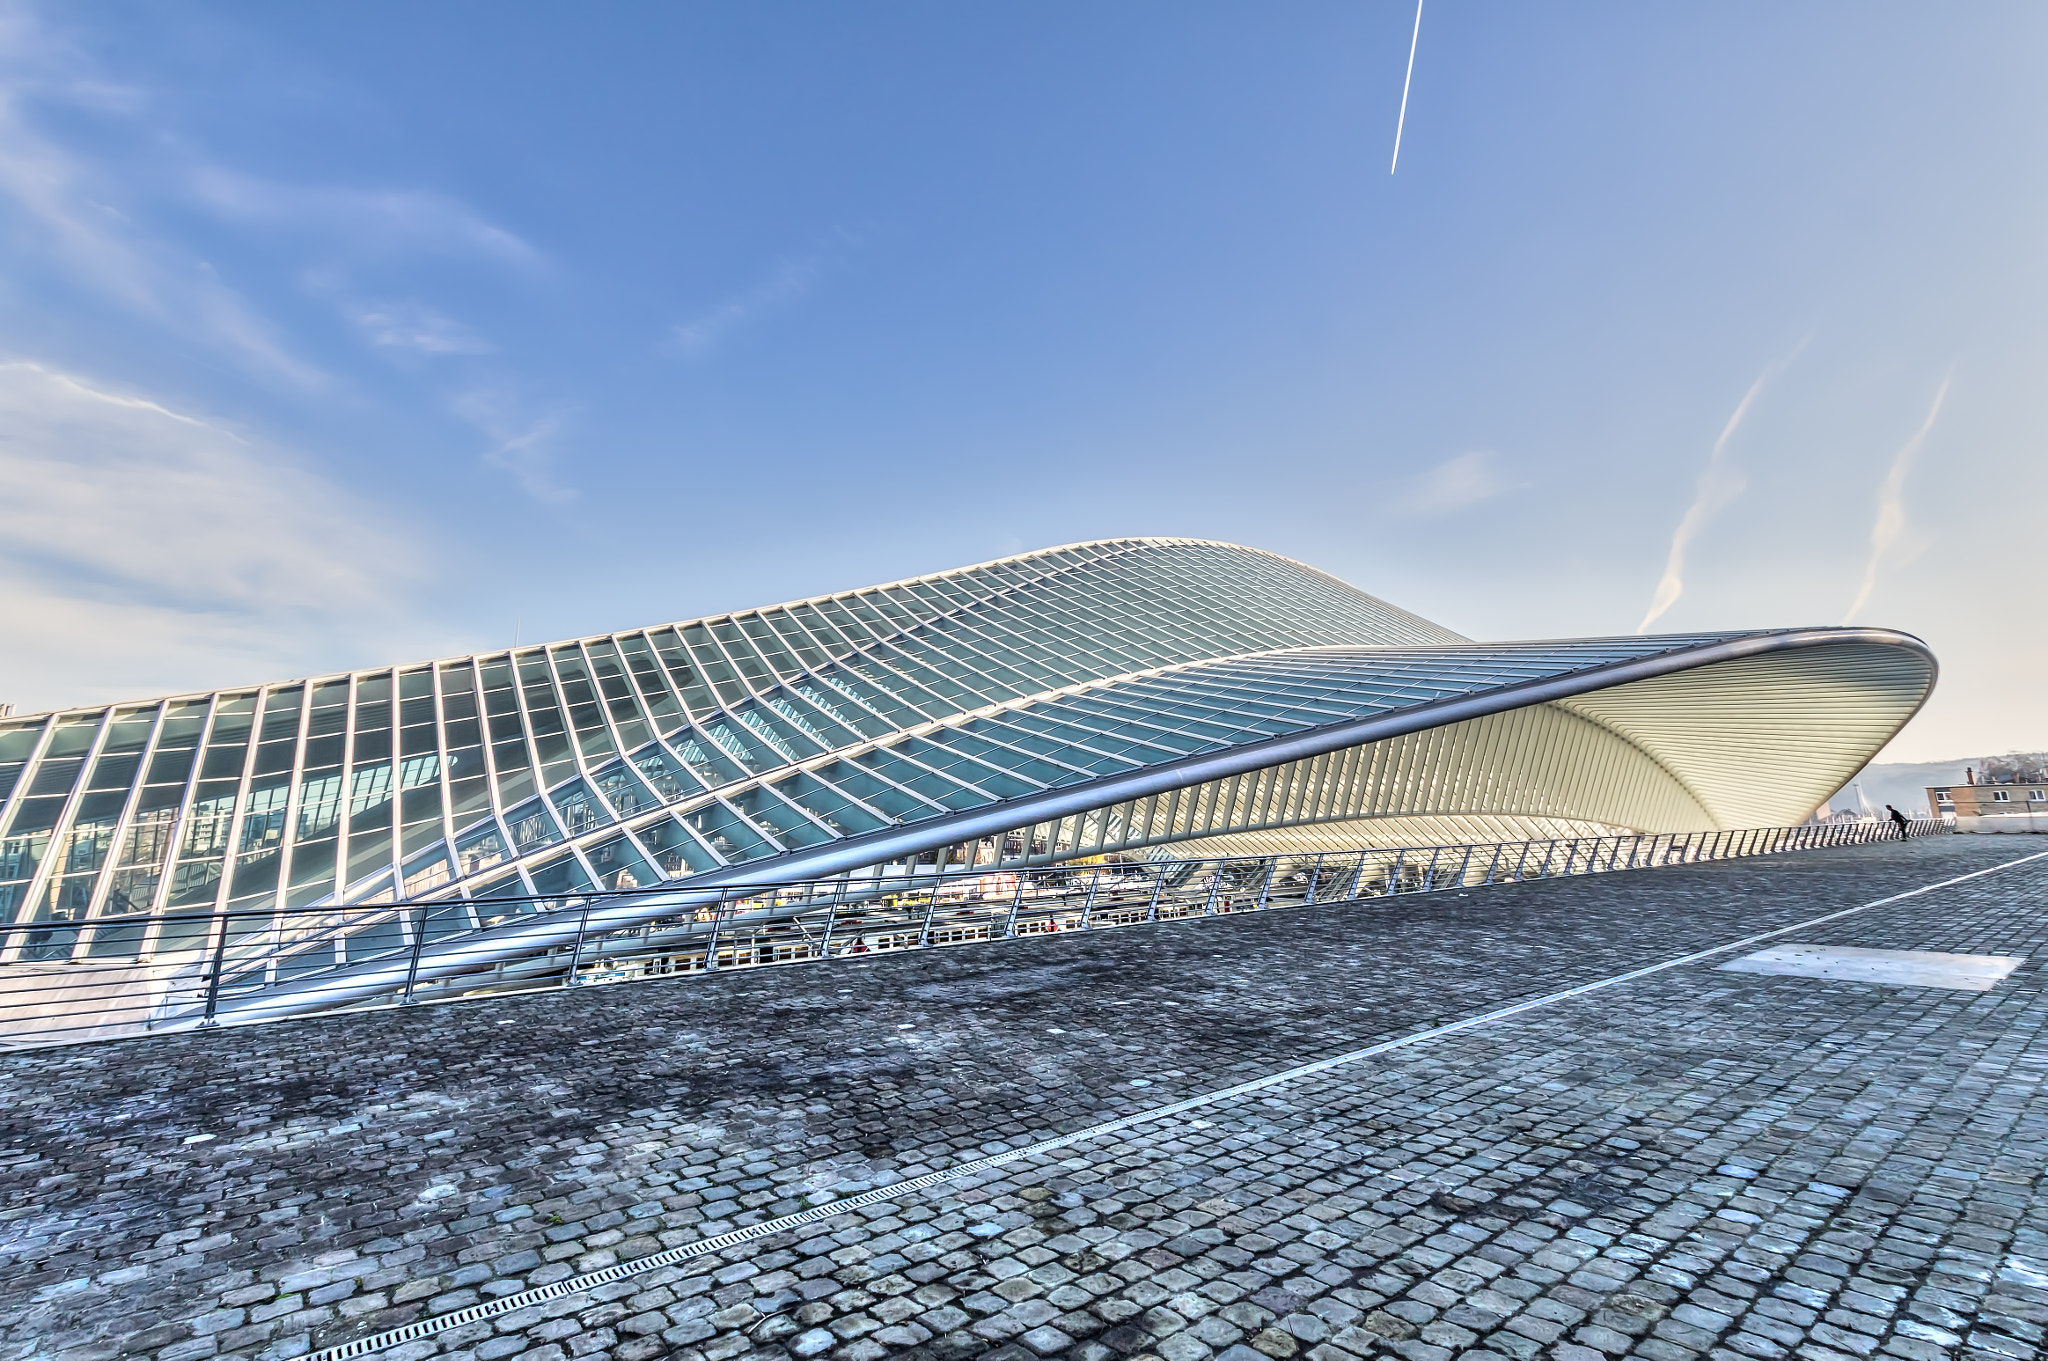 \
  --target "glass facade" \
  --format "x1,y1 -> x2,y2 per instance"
0,537 -> 1935,974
